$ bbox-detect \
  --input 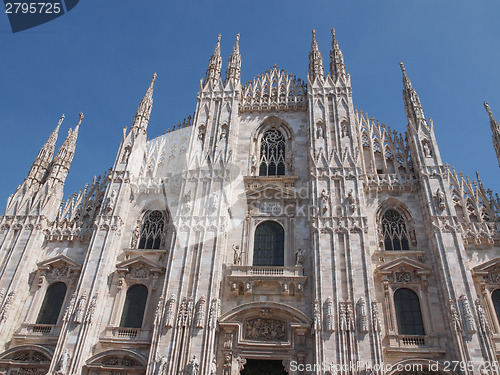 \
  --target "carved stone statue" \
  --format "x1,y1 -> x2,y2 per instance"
449,299 -> 462,332
210,358 -> 217,375
220,126 -> 227,140
157,356 -> 168,375
341,123 -> 348,138
460,294 -> 476,334
423,141 -> 431,157
313,299 -> 321,331
475,299 -> 491,334
325,297 -> 334,332
320,189 -> 329,215
250,154 -> 257,172
106,190 -> 116,212
73,292 -> 87,324
295,248 -> 304,266
357,297 -> 368,333
55,349 -> 70,375
347,189 -> 356,211
198,127 -> 205,141
189,355 -> 200,375
436,188 -> 445,211
233,244 -> 242,265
